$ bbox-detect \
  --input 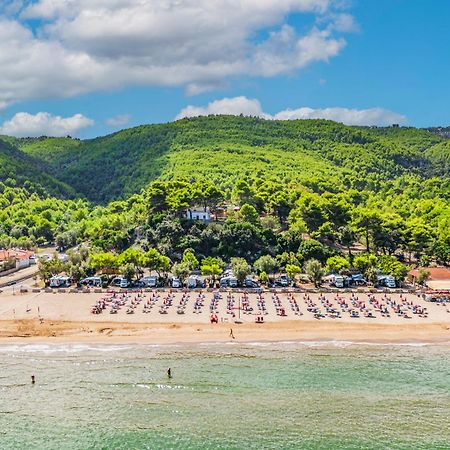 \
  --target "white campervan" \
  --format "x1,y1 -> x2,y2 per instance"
49,276 -> 71,288
171,277 -> 182,288
111,277 -> 129,288
80,276 -> 102,287
139,276 -> 158,288
385,276 -> 396,288
330,274 -> 345,288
